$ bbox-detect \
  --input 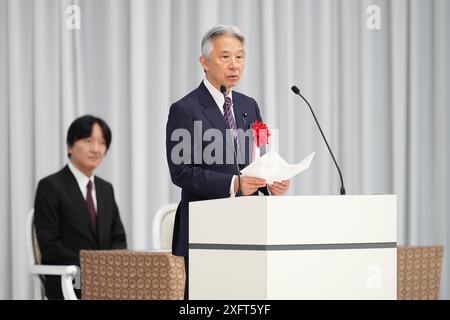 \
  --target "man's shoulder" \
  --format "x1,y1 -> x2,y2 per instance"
232,90 -> 257,105
172,84 -> 203,106
94,175 -> 112,188
39,166 -> 69,182
169,84 -> 206,117
94,176 -> 115,197
38,167 -> 111,188
36,167 -> 69,192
